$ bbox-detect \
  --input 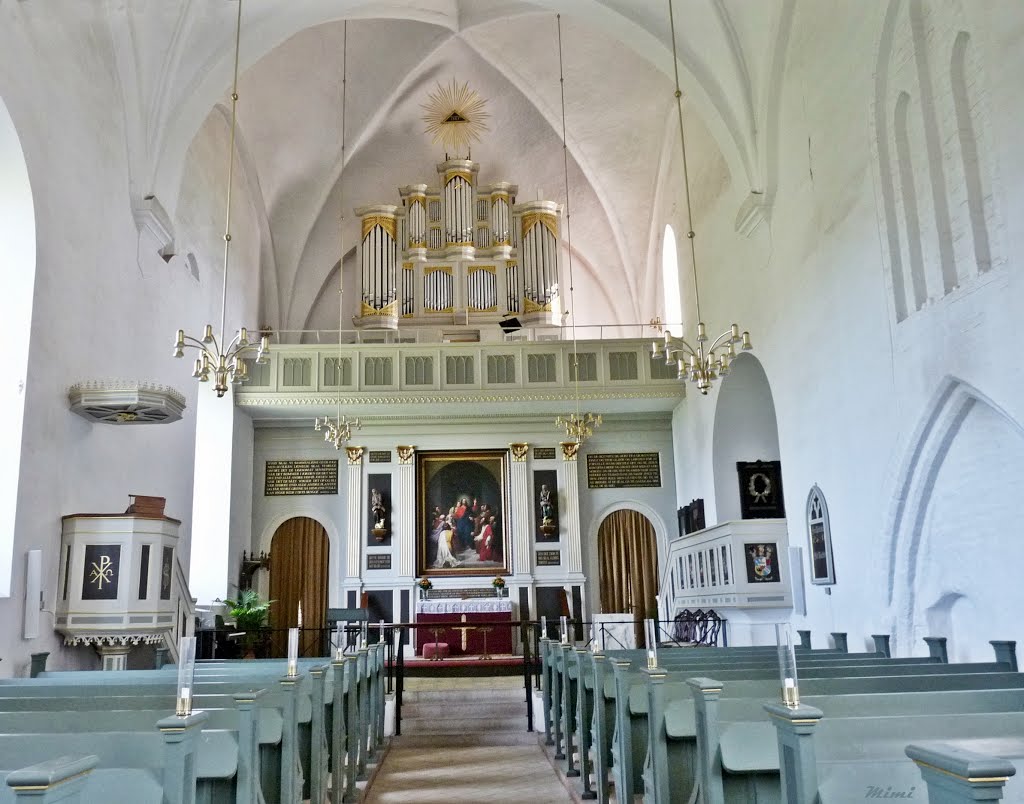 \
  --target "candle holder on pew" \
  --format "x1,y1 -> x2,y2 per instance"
287,627 -> 299,677
559,615 -> 570,646
333,621 -> 347,661
176,636 -> 197,717
644,618 -> 659,670
776,623 -> 799,707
